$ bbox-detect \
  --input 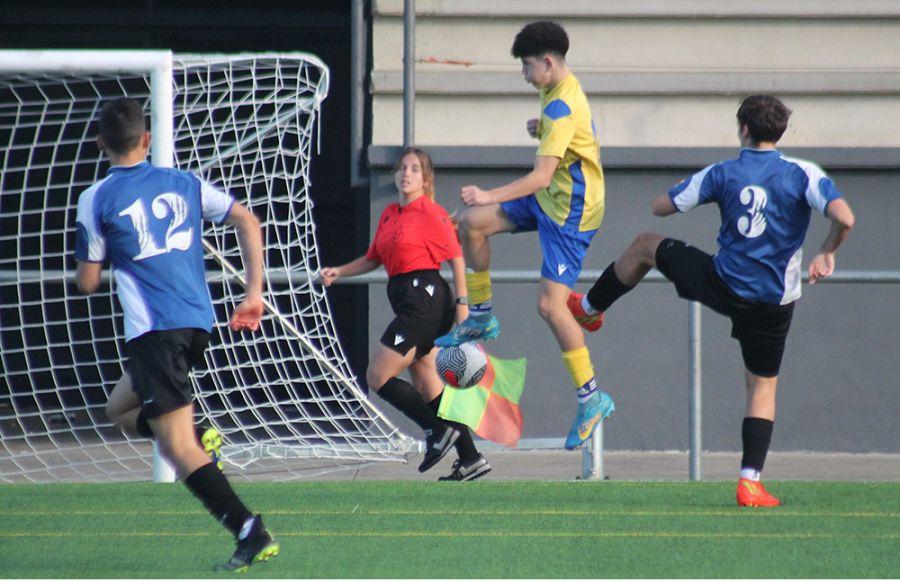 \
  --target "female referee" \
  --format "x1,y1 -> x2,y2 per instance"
318,148 -> 491,481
